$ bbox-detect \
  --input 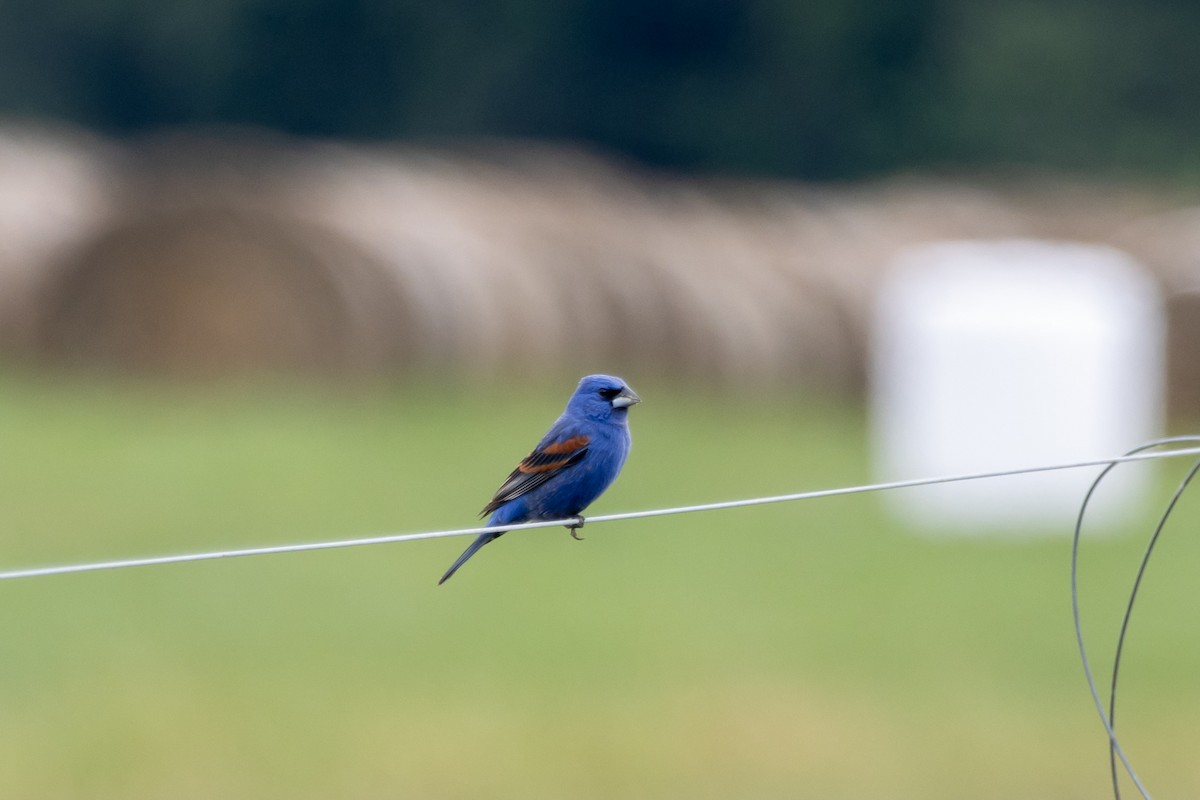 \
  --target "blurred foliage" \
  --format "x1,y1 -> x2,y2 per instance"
2,0 -> 1200,179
